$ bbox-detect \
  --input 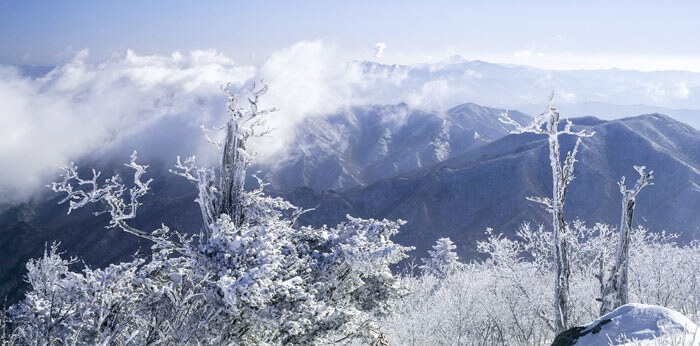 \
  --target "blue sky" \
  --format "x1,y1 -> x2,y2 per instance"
2,0 -> 700,70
